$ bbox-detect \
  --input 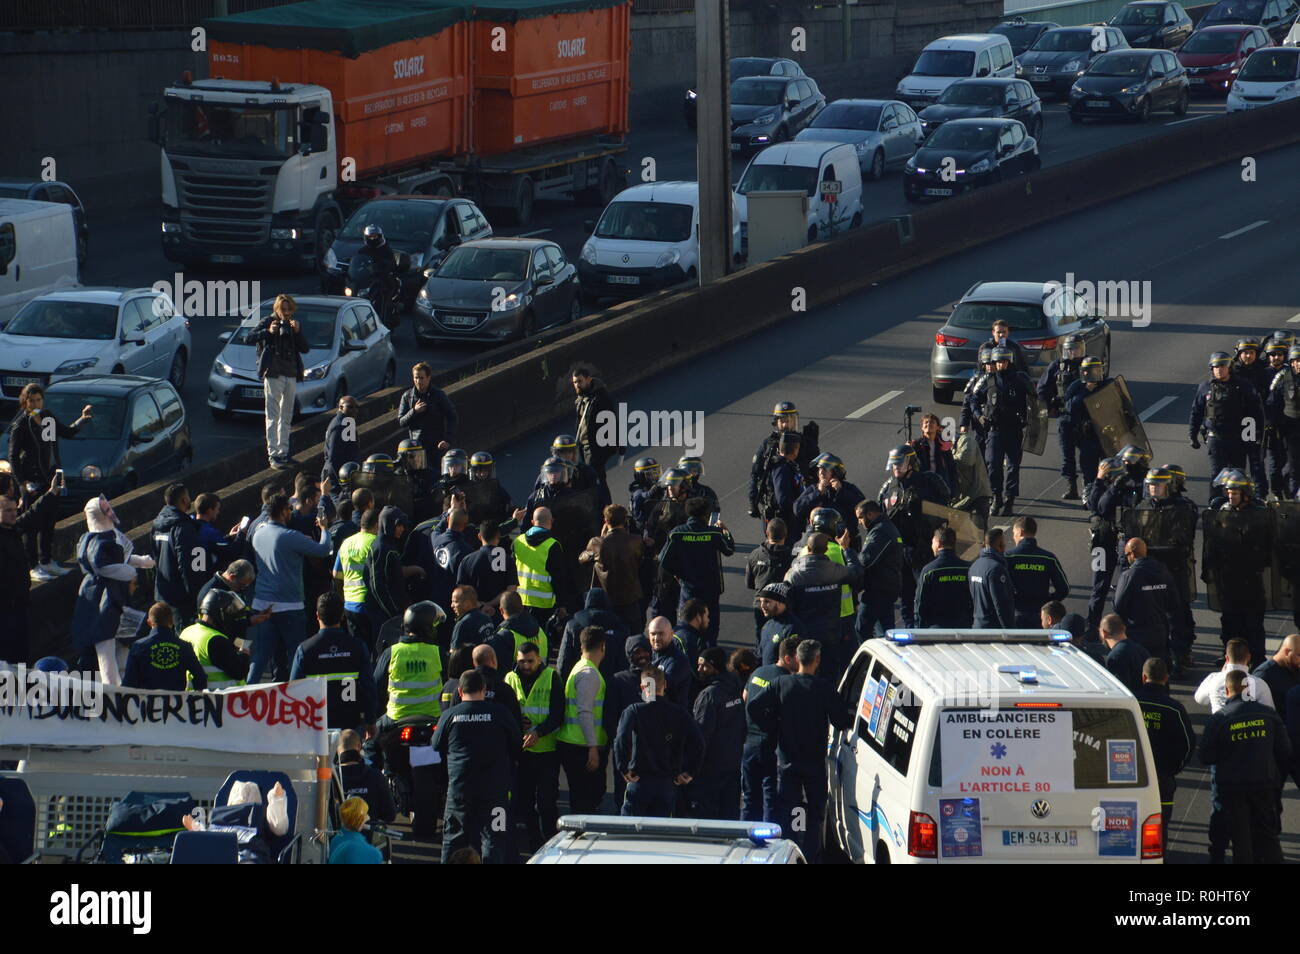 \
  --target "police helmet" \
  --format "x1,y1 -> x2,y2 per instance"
813,451 -> 846,479
1289,345 -> 1300,364
772,401 -> 798,419
633,456 -> 661,487
441,448 -> 468,477
809,506 -> 842,536
541,456 -> 569,485
661,467 -> 689,492
1144,467 -> 1172,496
1061,334 -> 1085,360
991,345 -> 1014,364
677,455 -> 704,482
887,444 -> 917,472
402,601 -> 446,643
1118,444 -> 1151,468
363,224 -> 385,248
1272,330 -> 1295,352
1208,351 -> 1232,369
551,434 -> 578,459
469,451 -> 495,481
199,589 -> 249,633
1265,338 -> 1288,357
1235,335 -> 1261,355
1080,355 -> 1104,382
1222,469 -> 1254,494
362,453 -> 396,476
397,438 -> 426,473
337,460 -> 360,489
977,345 -> 995,367
1161,463 -> 1187,495
1211,467 -> 1235,489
